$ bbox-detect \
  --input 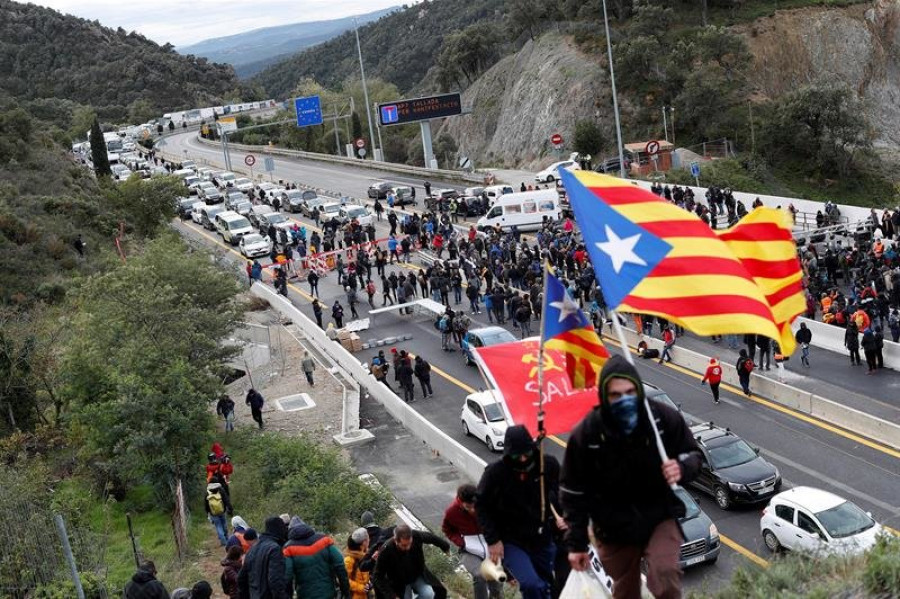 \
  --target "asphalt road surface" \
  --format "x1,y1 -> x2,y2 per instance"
167,134 -> 900,592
